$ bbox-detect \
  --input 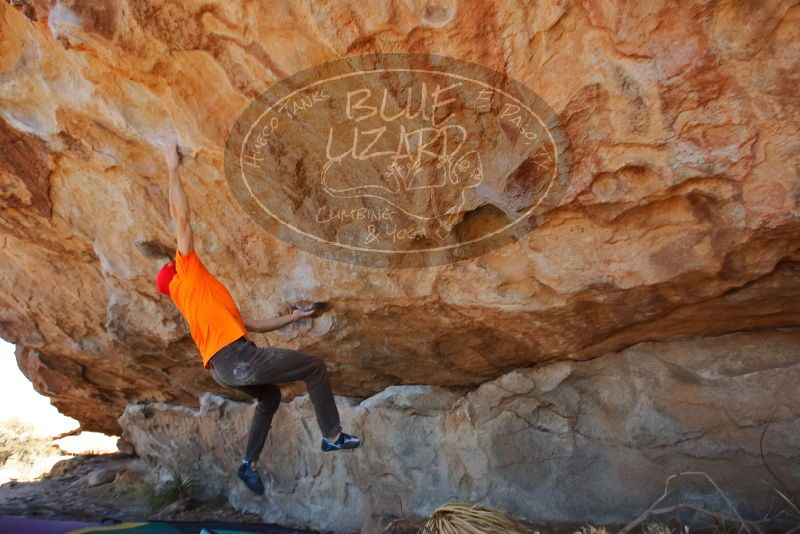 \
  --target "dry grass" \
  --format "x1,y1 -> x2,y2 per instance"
0,418 -> 69,483
418,502 -> 531,534
113,468 -> 148,498
0,418 -> 62,466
